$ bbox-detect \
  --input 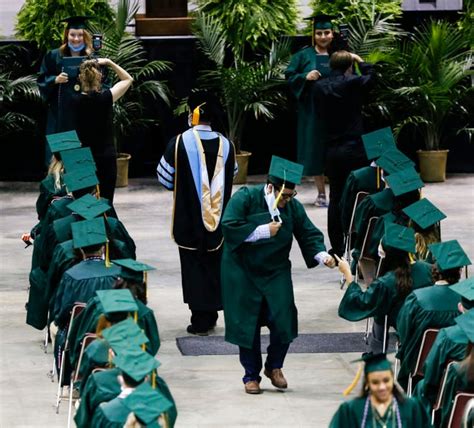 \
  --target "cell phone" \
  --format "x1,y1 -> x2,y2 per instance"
92,34 -> 103,51
339,24 -> 350,41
